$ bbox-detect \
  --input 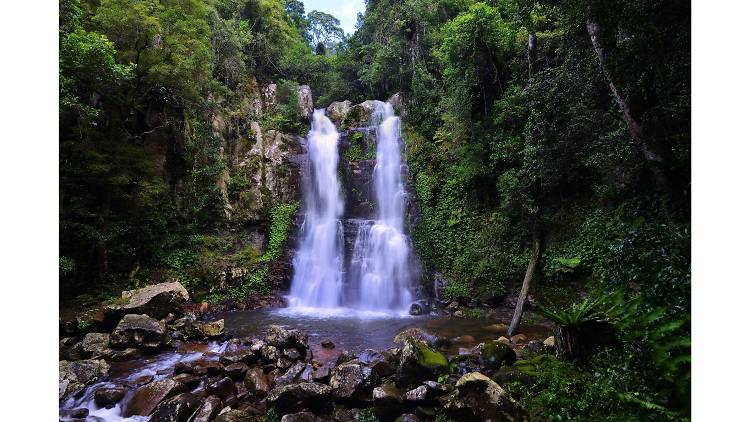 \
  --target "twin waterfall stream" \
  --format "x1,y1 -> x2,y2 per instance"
288,101 -> 416,314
